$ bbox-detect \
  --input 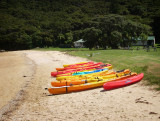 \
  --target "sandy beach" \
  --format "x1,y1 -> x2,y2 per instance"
0,50 -> 160,121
